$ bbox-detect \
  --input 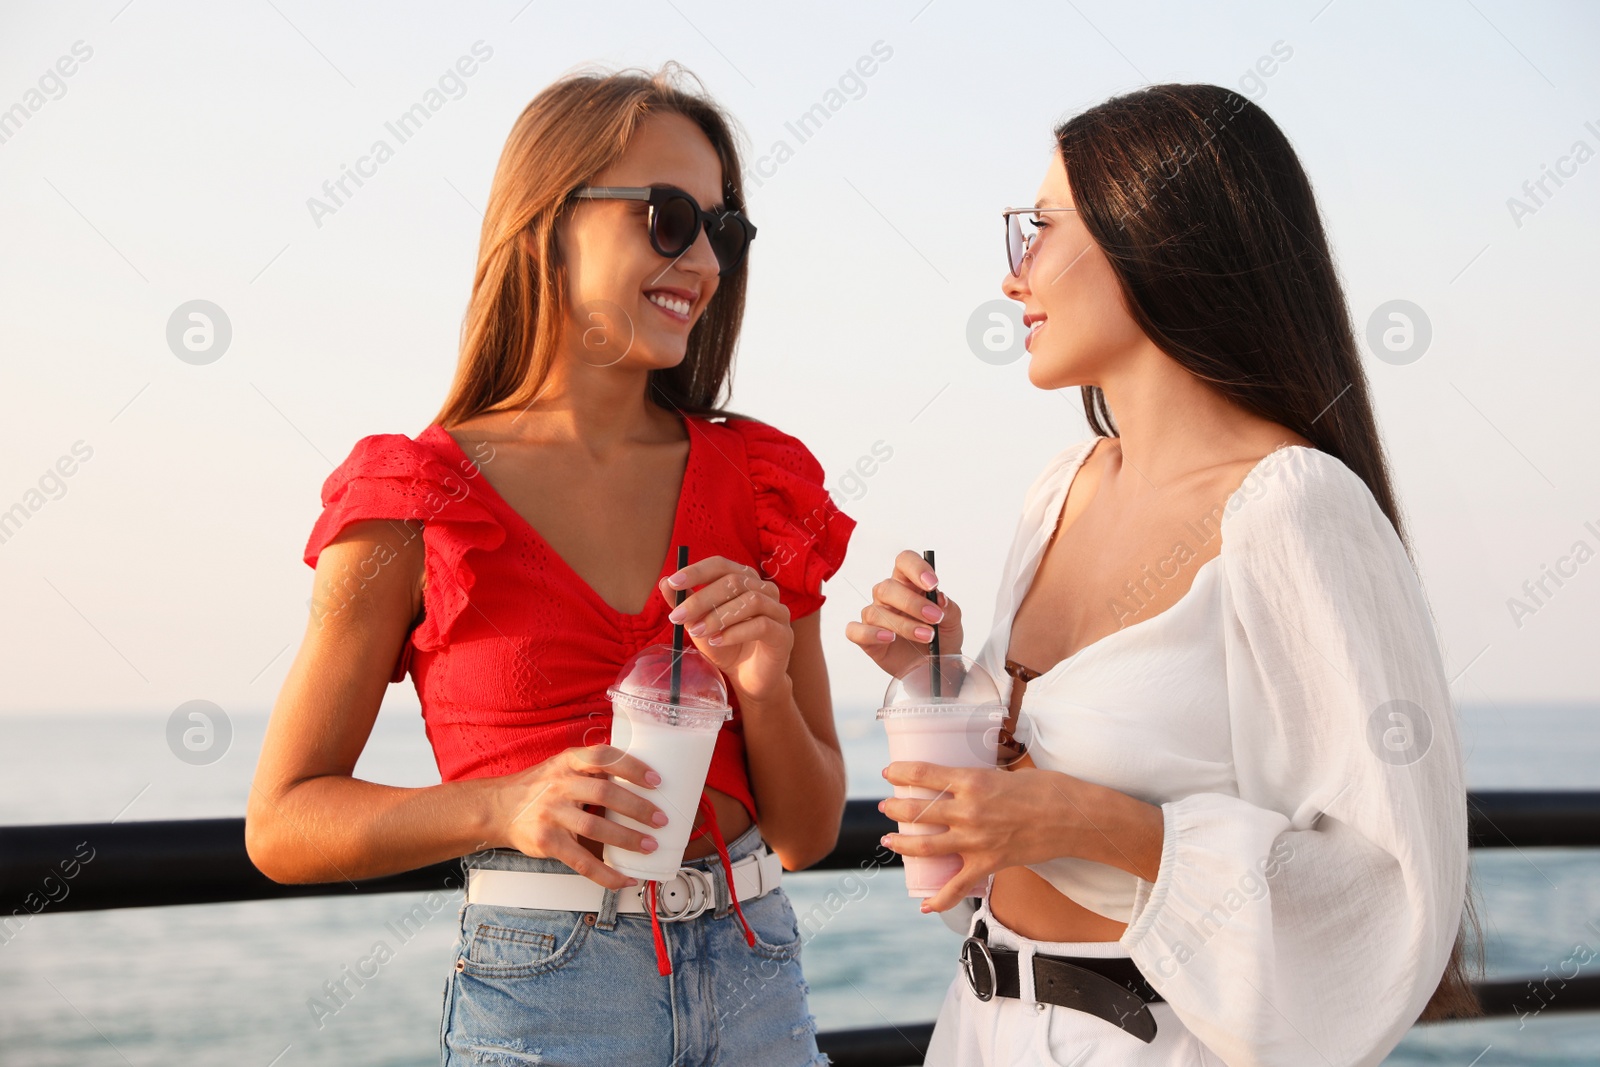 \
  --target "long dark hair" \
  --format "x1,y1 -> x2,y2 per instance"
434,62 -> 748,429
1055,83 -> 1483,1022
